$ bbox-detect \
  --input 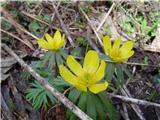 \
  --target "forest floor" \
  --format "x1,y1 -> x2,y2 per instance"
1,1 -> 160,120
